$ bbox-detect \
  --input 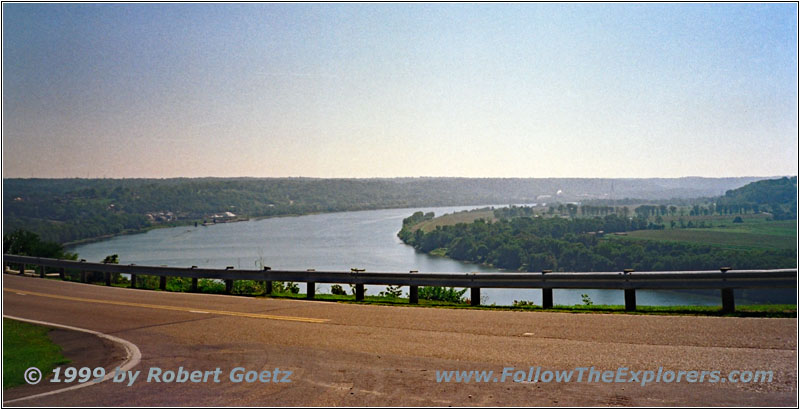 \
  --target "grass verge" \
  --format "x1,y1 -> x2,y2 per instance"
264,293 -> 796,318
42,275 -> 797,318
3,318 -> 70,389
